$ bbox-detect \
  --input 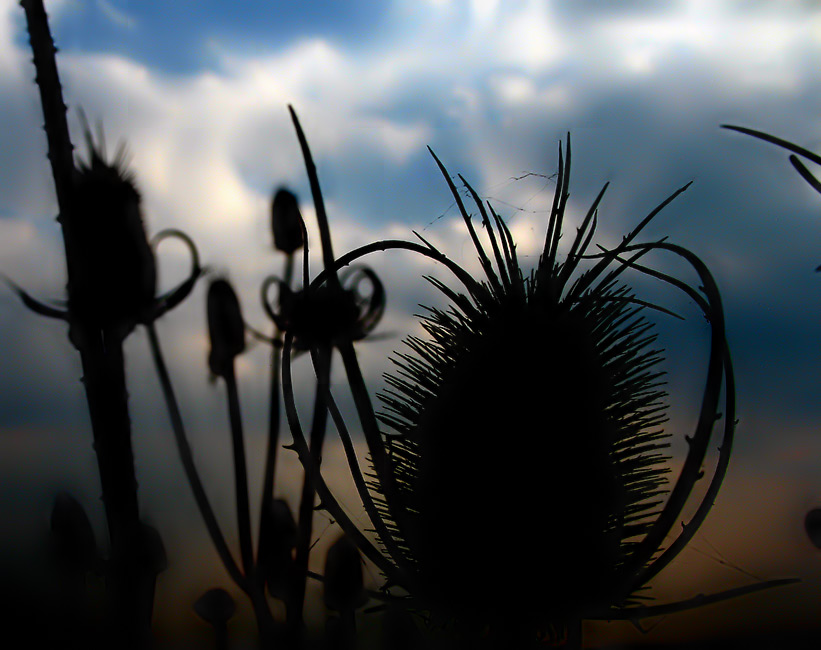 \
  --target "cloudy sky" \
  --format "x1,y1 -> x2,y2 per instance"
1,0 -> 820,645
